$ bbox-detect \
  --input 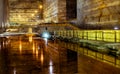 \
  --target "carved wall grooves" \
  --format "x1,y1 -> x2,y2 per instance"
77,0 -> 120,29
